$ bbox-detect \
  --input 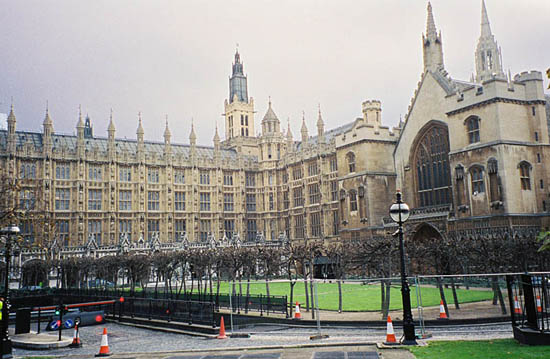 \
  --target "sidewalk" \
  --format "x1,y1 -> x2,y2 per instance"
10,329 -> 72,349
